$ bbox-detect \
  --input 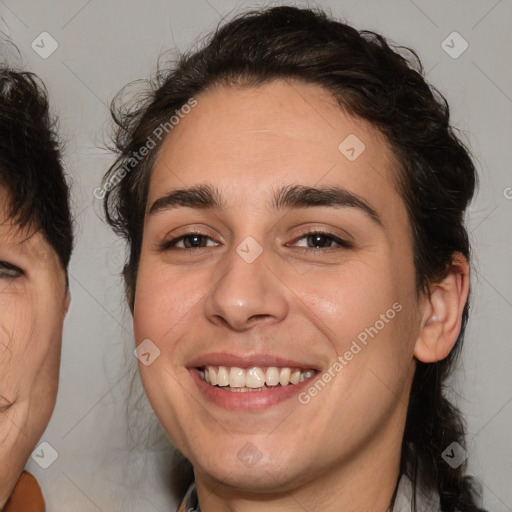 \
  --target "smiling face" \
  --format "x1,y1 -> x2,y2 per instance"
133,79 -> 427,502
0,192 -> 69,506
